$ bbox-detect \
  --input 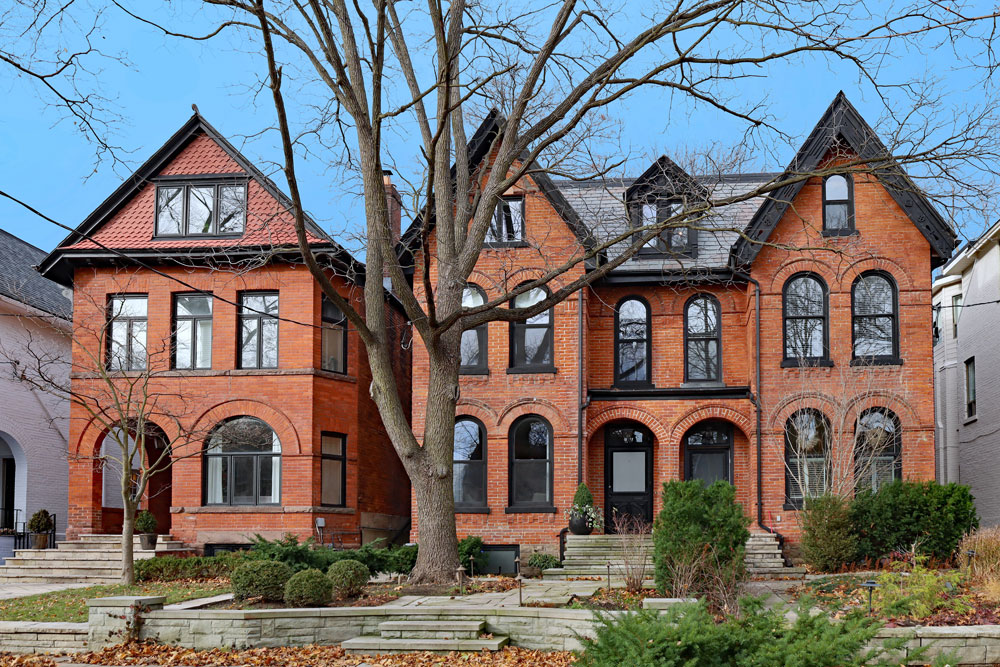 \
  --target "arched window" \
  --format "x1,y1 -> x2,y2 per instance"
454,417 -> 486,510
615,297 -> 651,386
204,417 -> 281,506
321,296 -> 348,373
508,415 -> 553,509
784,409 -> 830,507
509,286 -> 554,371
852,272 -> 898,361
685,295 -> 721,381
855,408 -> 902,492
823,174 -> 854,233
684,420 -> 733,485
460,285 -> 488,374
783,274 -> 828,364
